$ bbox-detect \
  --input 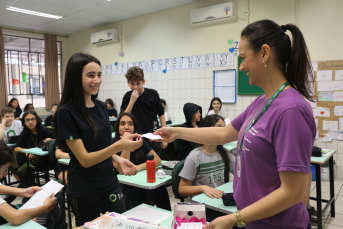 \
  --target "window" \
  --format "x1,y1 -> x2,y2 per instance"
4,35 -> 62,107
